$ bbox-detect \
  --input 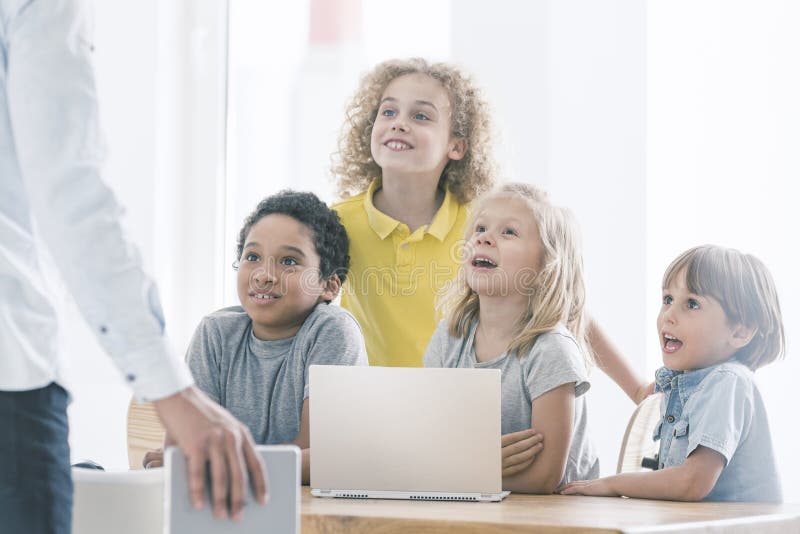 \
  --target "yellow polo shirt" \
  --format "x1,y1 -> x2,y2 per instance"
332,180 -> 468,367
